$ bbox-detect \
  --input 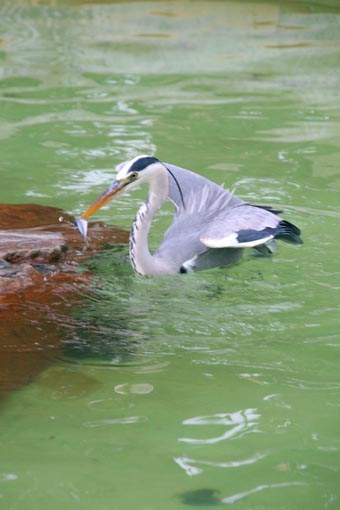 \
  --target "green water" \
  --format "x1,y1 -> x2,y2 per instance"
1,1 -> 340,508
